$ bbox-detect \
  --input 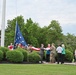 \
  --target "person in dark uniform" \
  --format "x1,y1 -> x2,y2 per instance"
39,44 -> 45,63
